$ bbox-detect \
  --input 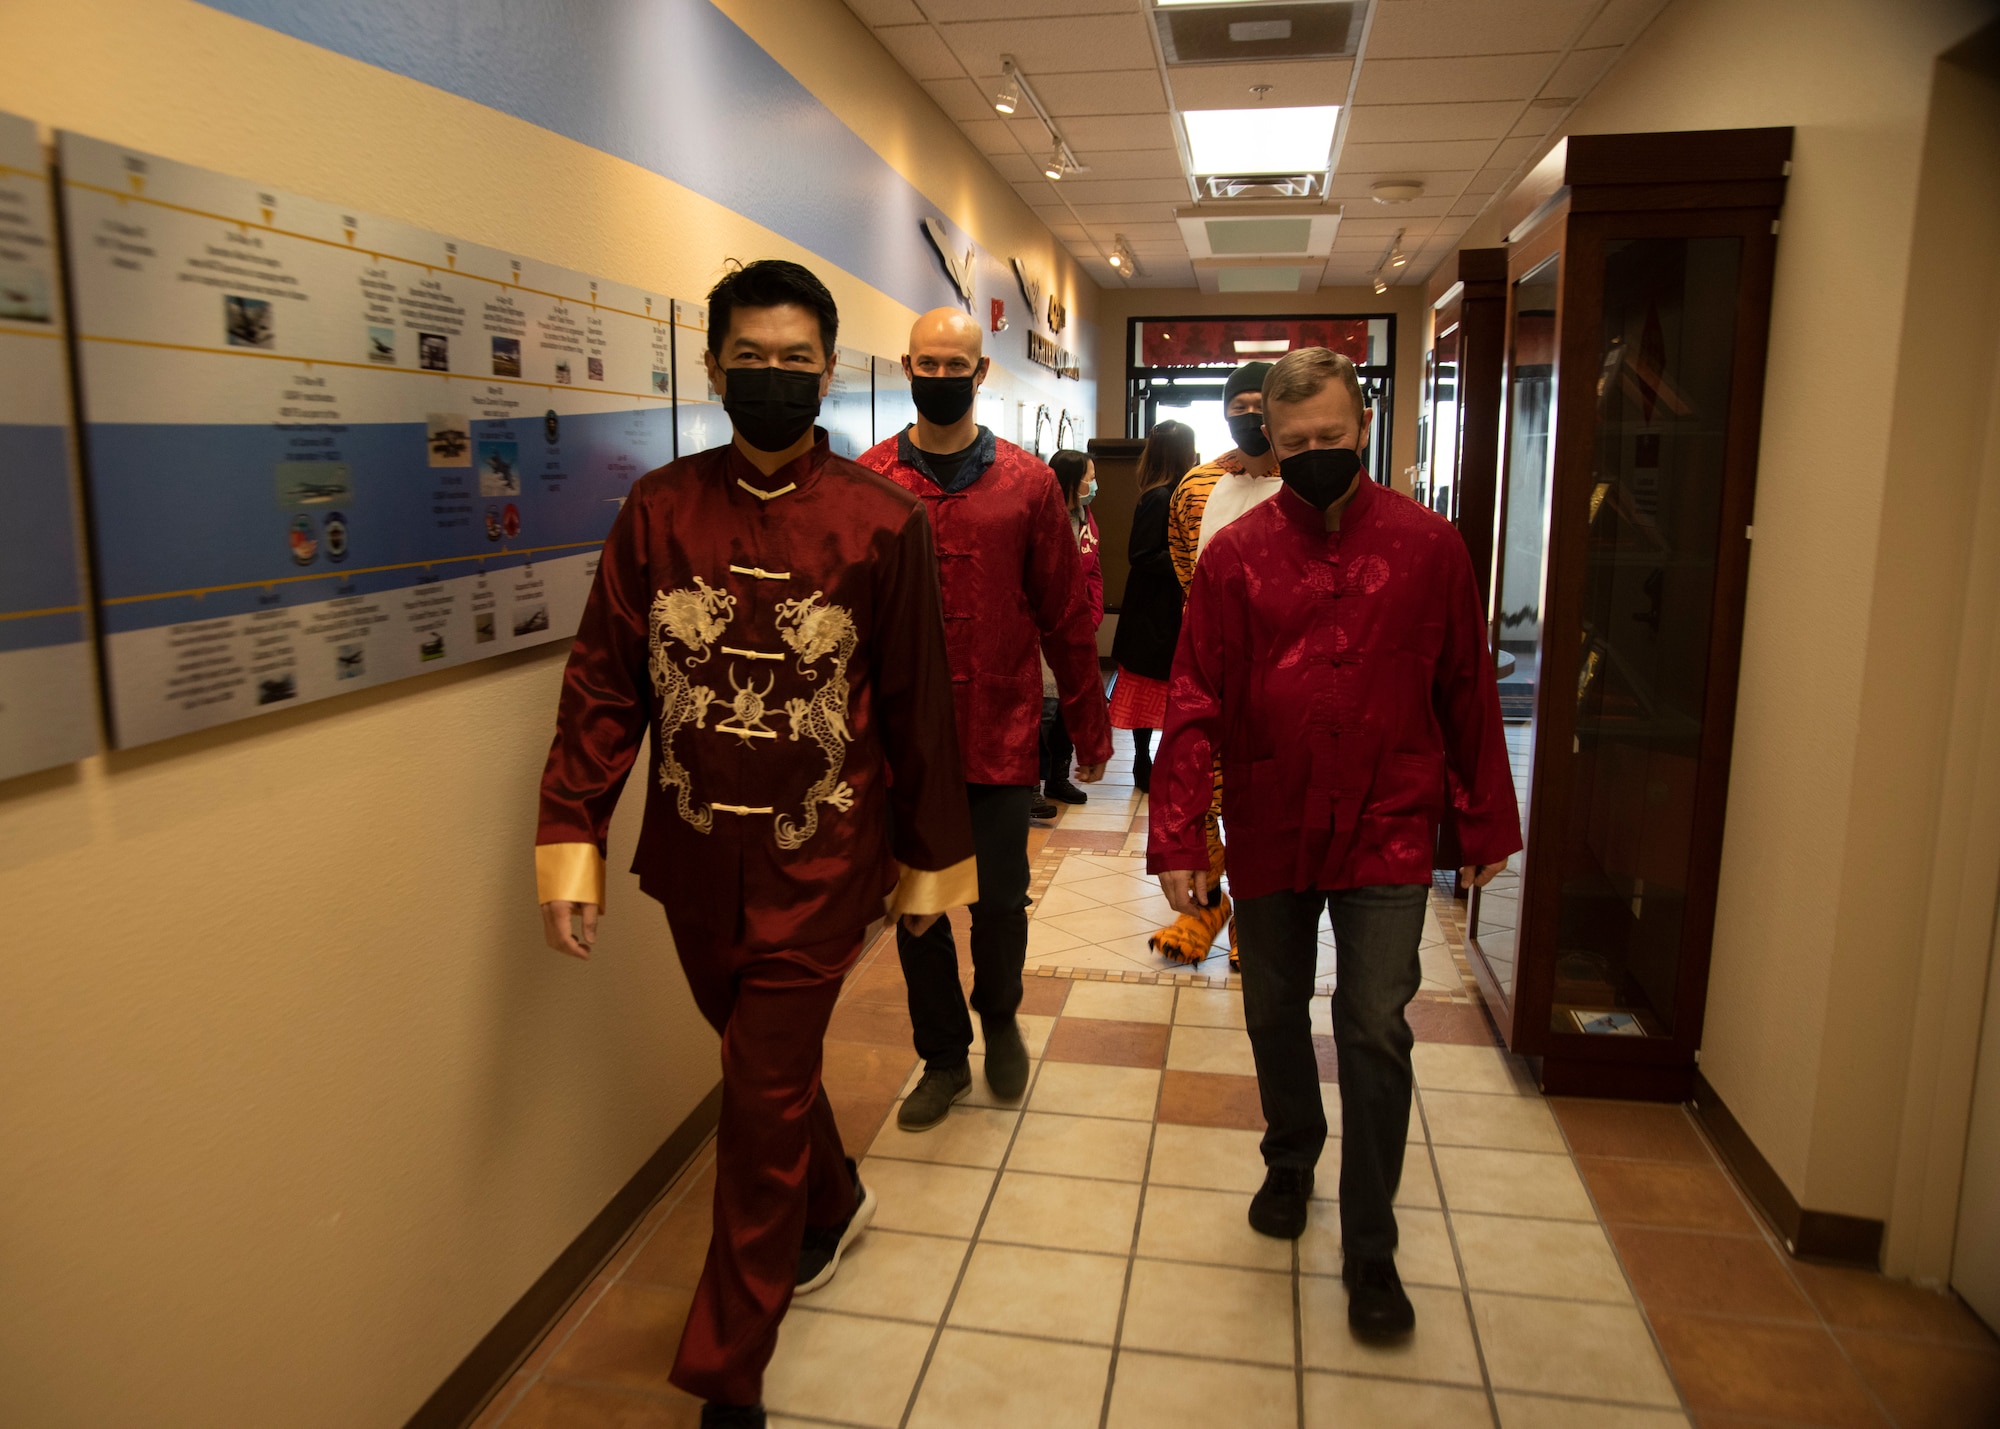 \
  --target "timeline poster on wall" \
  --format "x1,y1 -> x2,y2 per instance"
671,297 -> 727,460
824,345 -> 874,458
0,112 -> 97,781
56,132 -> 674,747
